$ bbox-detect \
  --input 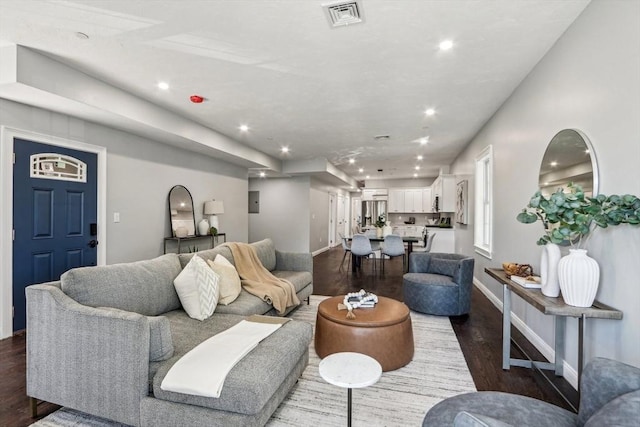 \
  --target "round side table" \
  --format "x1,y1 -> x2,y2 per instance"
318,352 -> 382,427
